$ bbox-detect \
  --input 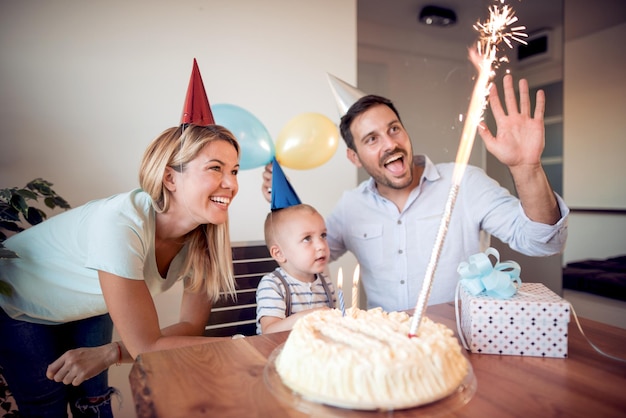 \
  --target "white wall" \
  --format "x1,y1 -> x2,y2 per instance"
564,23 -> 626,211
0,1 -> 357,417
357,20 -> 486,175
563,23 -> 626,264
0,0 -> 357,237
